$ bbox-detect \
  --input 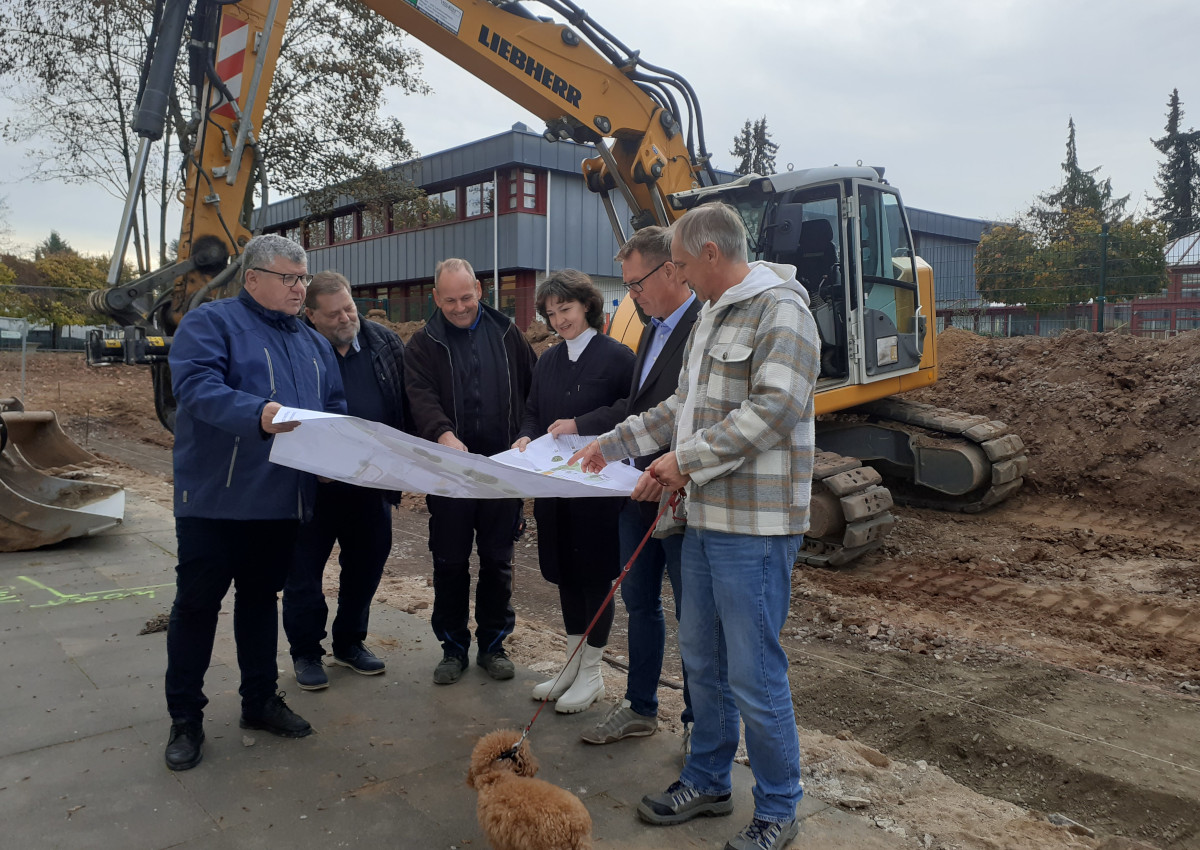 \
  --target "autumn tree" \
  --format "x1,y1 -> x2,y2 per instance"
976,119 -> 1166,311
1149,89 -> 1200,240
0,0 -> 429,274
731,116 -> 779,175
